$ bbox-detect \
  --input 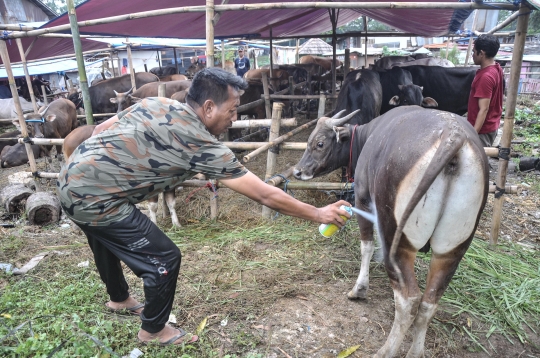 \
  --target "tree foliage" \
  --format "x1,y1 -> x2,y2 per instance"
497,9 -> 539,34
42,0 -> 86,16
439,45 -> 461,65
